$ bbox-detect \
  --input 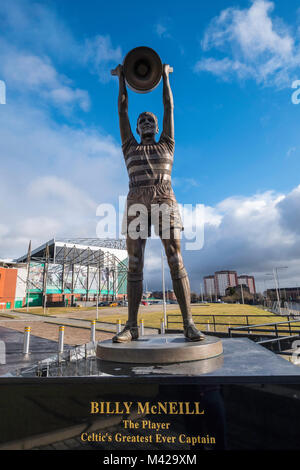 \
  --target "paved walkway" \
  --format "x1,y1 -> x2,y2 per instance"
0,320 -> 113,348
8,311 -> 159,335
0,312 -> 159,377
0,326 -> 63,376
45,317 -> 159,335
